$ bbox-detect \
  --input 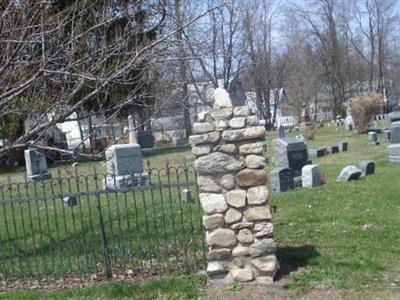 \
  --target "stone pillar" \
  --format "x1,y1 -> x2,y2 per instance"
190,106 -> 279,284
